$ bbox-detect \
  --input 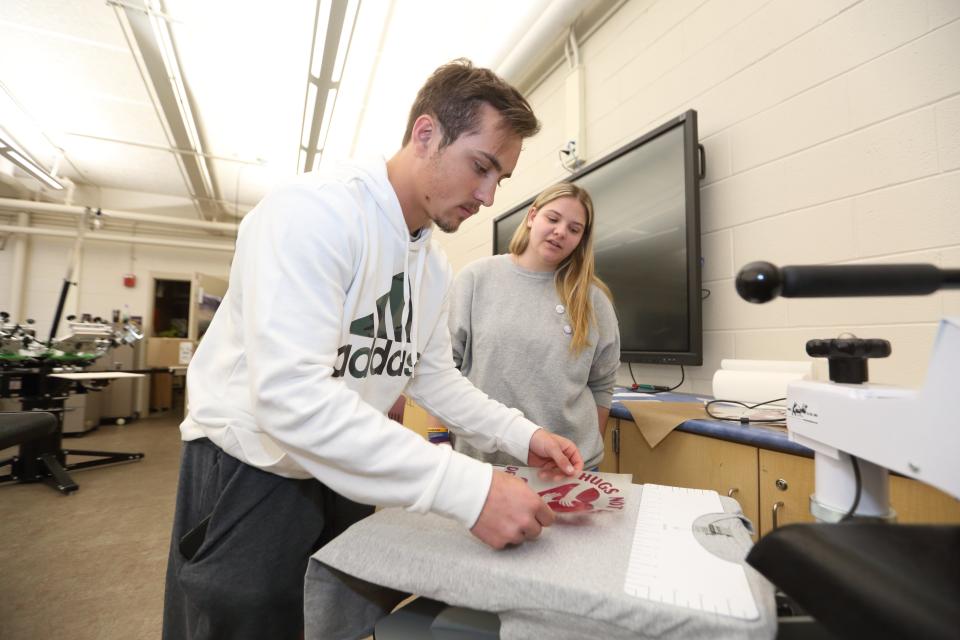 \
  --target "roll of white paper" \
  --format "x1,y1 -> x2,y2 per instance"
711,369 -> 808,405
718,359 -> 813,374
